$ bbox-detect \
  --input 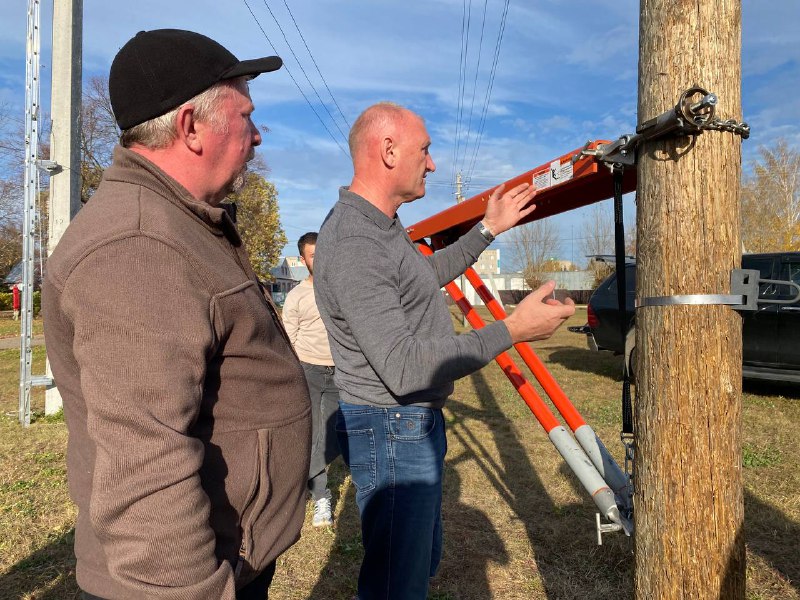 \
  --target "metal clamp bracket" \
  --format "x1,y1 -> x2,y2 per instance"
36,159 -> 62,175
635,269 -> 800,311
581,87 -> 749,168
